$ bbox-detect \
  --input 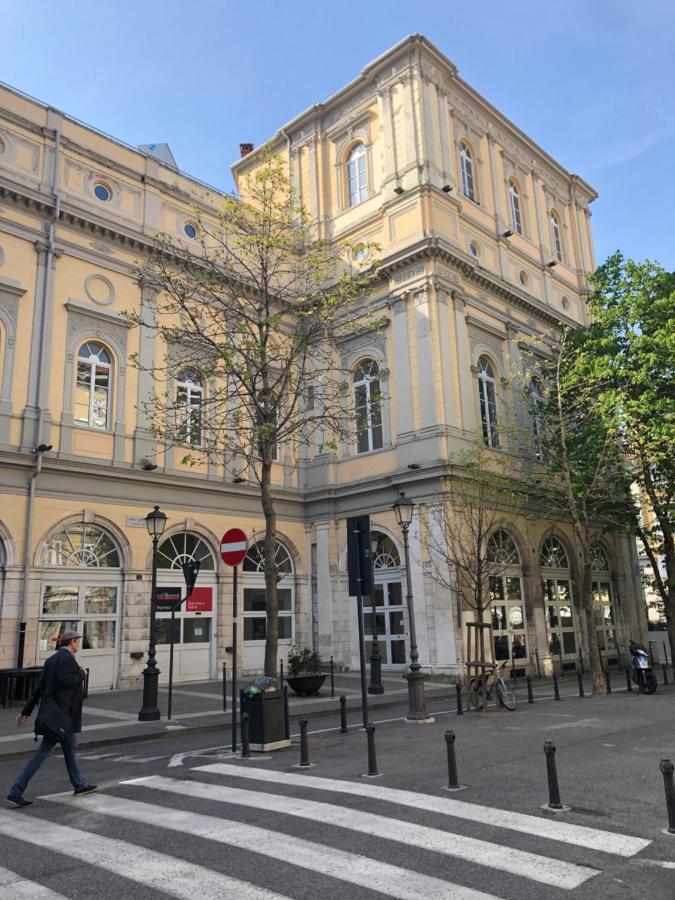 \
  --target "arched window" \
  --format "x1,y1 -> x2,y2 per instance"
40,522 -> 121,677
354,359 -> 383,454
366,532 -> 406,668
529,377 -> 545,459
550,210 -> 563,262
243,540 -> 294,644
591,542 -> 617,659
176,369 -> 204,446
477,356 -> 499,448
75,341 -> 111,429
346,143 -> 368,207
541,537 -> 576,666
508,179 -> 523,235
459,141 -> 476,202
157,531 -> 215,571
488,531 -> 526,662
